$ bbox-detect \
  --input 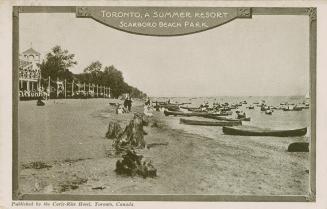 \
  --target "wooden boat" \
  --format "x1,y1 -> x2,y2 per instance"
261,106 -> 268,111
180,118 -> 241,126
180,106 -> 200,111
239,117 -> 251,121
156,104 -> 180,111
164,110 -> 239,120
166,106 -> 180,111
222,126 -> 307,137
179,102 -> 192,105
288,142 -> 309,152
293,106 -> 303,111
